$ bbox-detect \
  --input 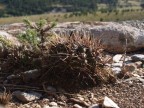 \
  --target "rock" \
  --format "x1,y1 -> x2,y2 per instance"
77,96 -> 85,101
131,54 -> 144,62
132,74 -> 141,77
57,102 -> 65,106
49,102 -> 58,107
112,67 -> 122,74
47,86 -> 56,92
8,23 -> 26,29
7,69 -> 40,82
53,22 -> 144,53
124,63 -> 137,72
135,61 -> 143,68
121,56 -> 132,62
89,104 -> 99,108
137,77 -> 144,84
0,31 -> 20,57
102,96 -> 119,108
42,98 -> 50,103
20,104 -> 30,108
0,31 -> 20,46
73,104 -> 83,108
8,29 -> 25,36
126,61 -> 142,68
90,23 -> 144,53
112,63 -> 123,67
31,103 -> 41,108
105,63 -> 111,67
120,20 -> 144,30
113,54 -> 123,63
76,94 -> 85,101
13,91 -> 42,103
21,69 -> 40,82
7,74 -> 20,80
43,105 -> 50,108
